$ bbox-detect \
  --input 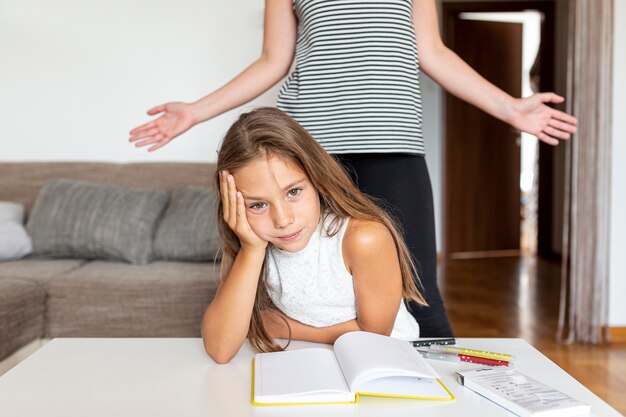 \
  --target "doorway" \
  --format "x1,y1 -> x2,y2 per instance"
441,1 -> 557,260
